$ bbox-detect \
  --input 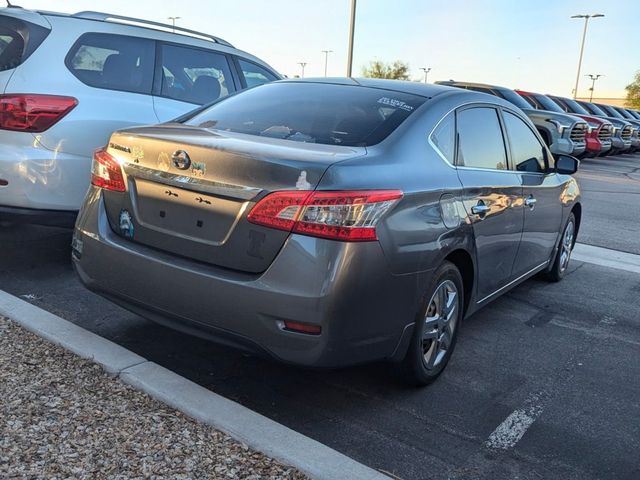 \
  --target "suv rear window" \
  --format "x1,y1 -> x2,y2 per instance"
0,16 -> 50,72
66,33 -> 154,94
184,82 -> 426,147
